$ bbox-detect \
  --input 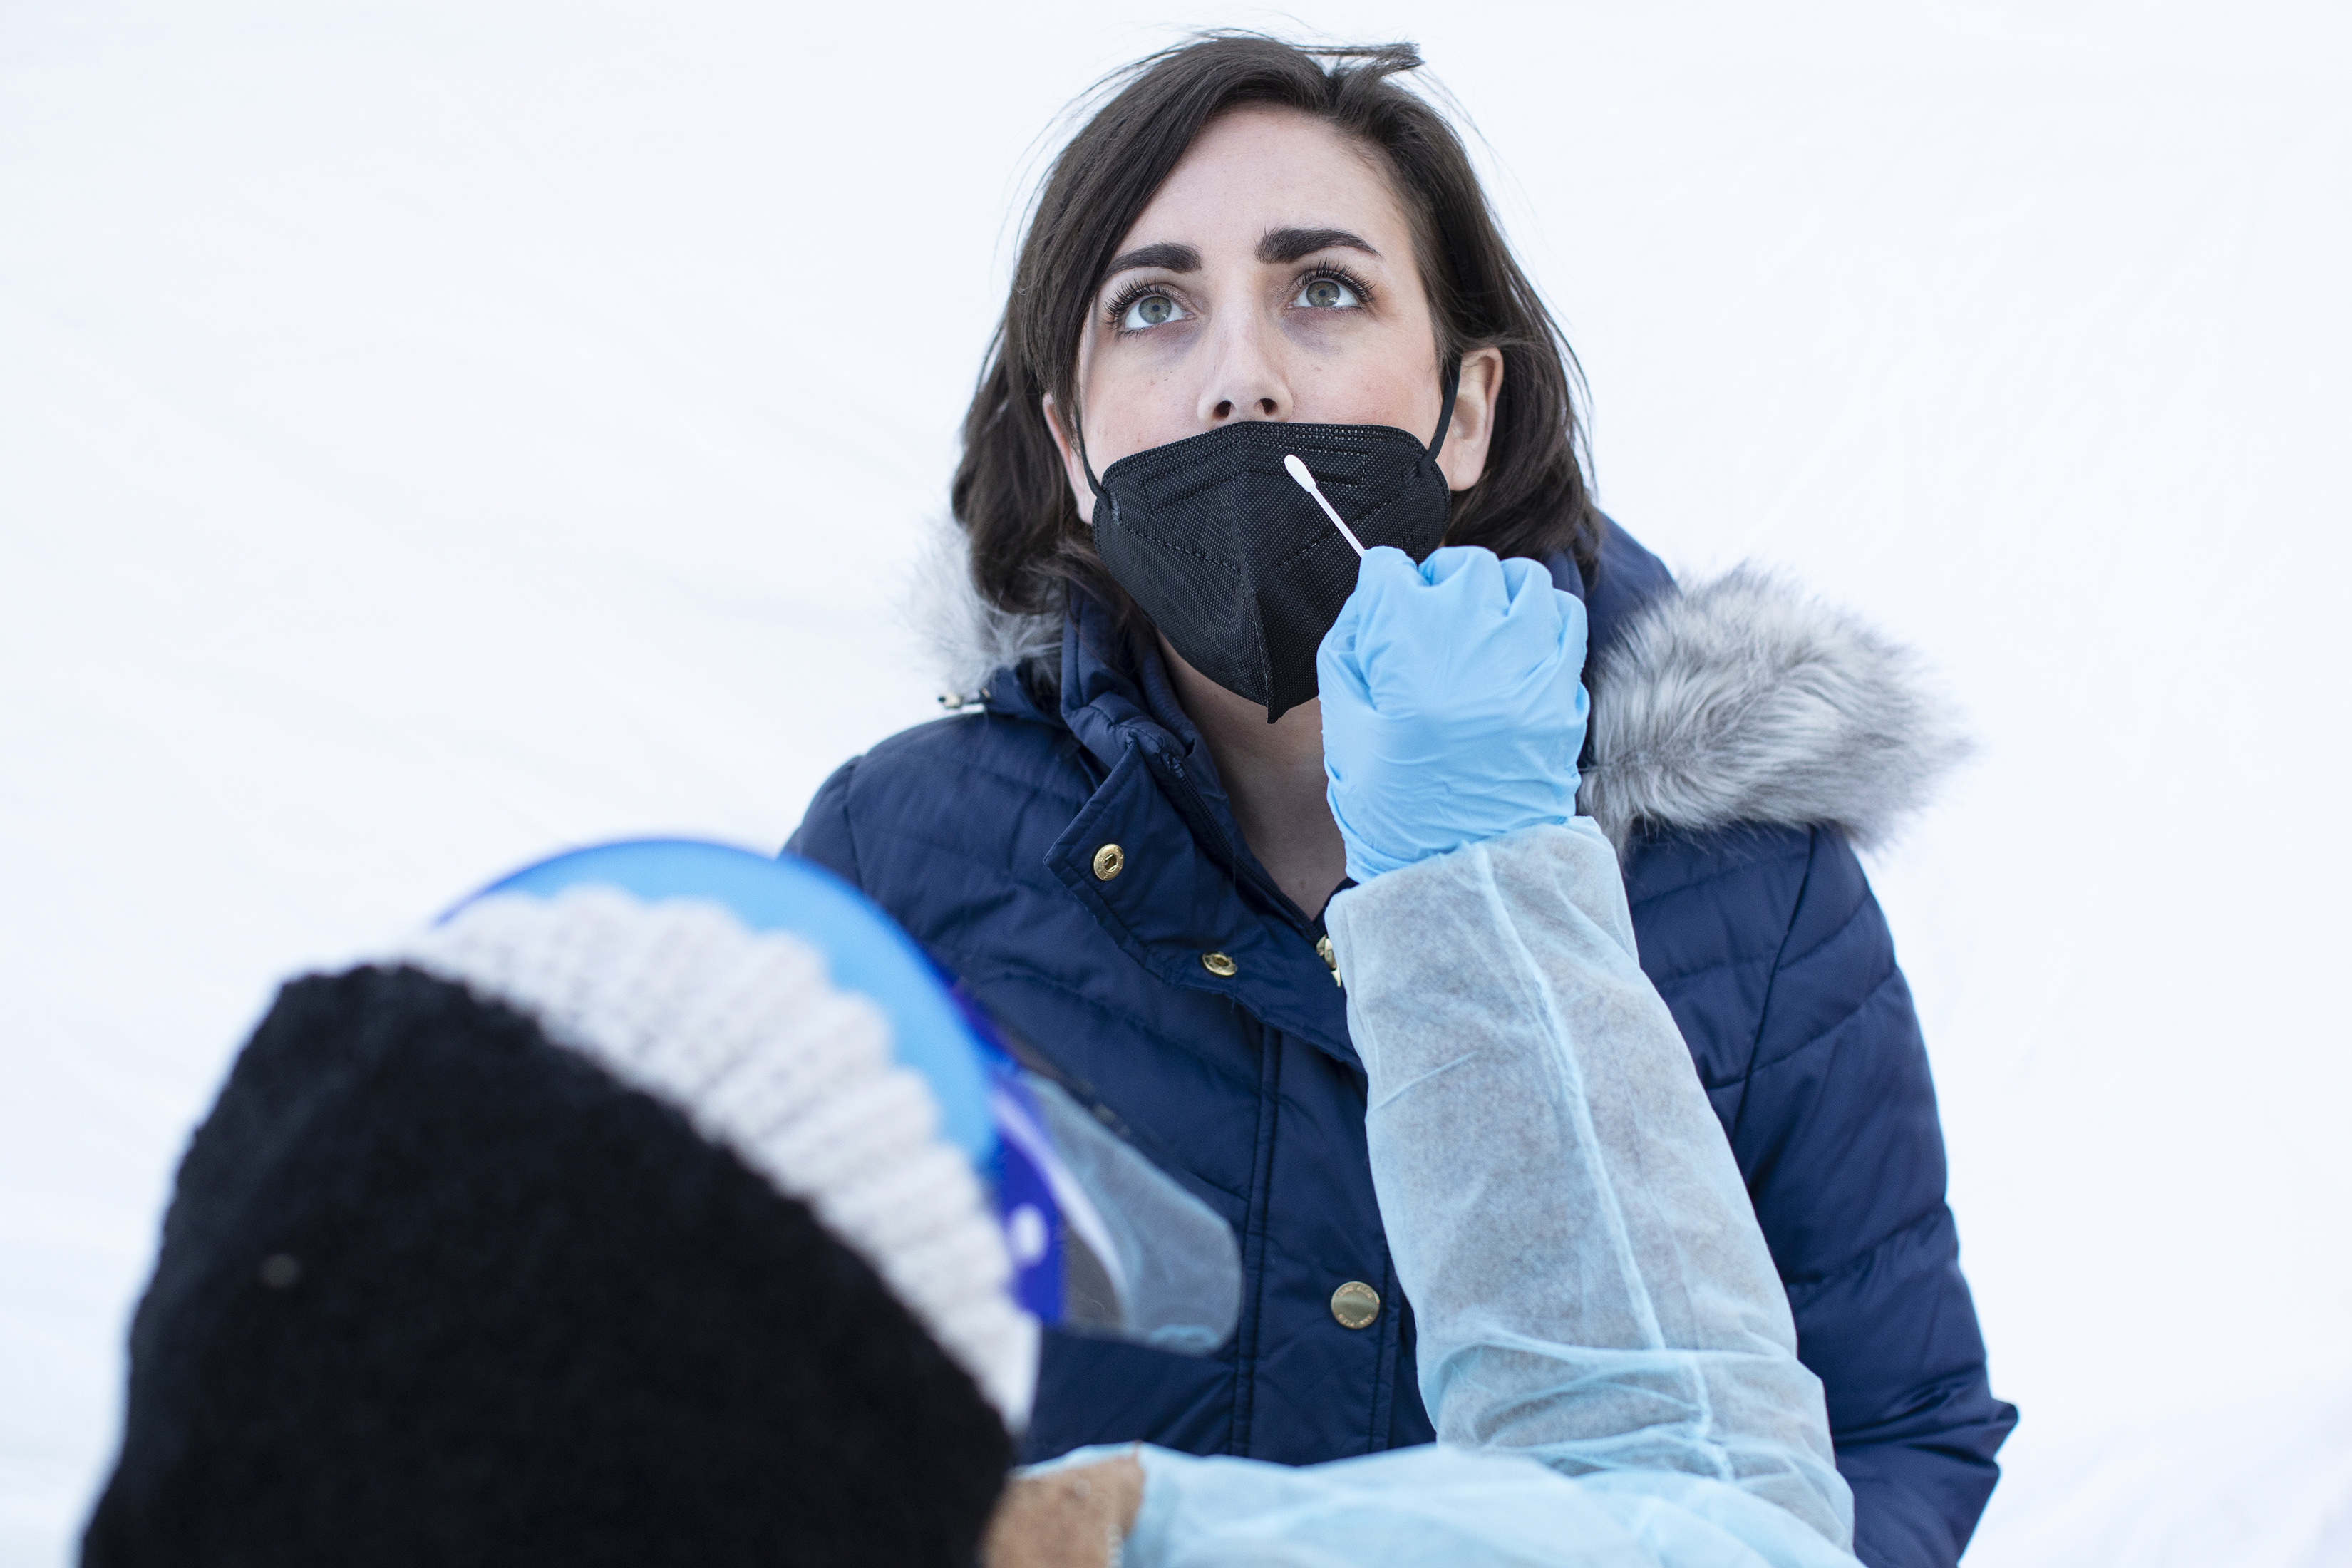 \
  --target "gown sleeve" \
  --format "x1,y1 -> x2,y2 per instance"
1058,820 -> 1864,1568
